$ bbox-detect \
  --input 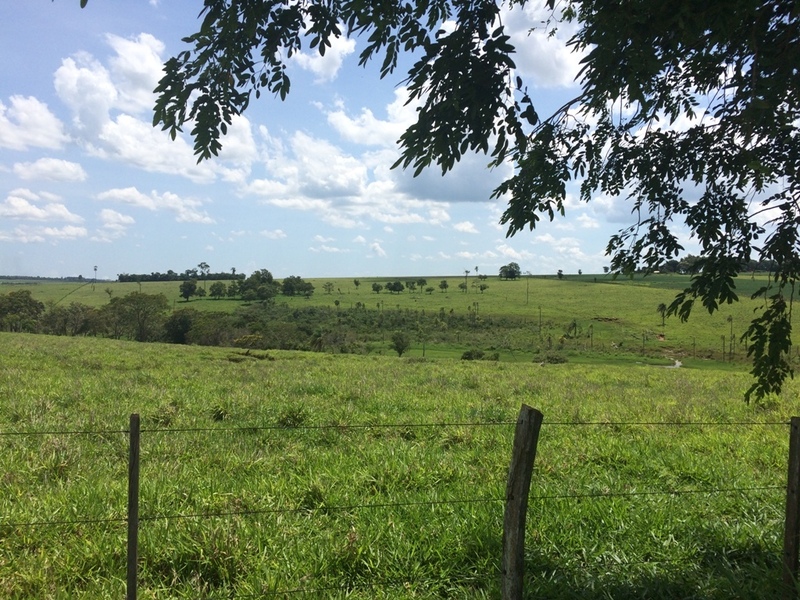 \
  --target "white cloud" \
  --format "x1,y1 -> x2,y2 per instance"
105,33 -> 165,114
92,114 -> 218,183
0,190 -> 83,223
370,242 -> 387,257
13,158 -> 87,182
93,208 -> 135,241
96,186 -> 214,223
577,213 -> 600,229
326,88 -> 416,147
502,5 -> 583,89
54,52 -> 117,136
260,229 -> 287,240
496,243 -> 534,261
314,234 -> 335,242
310,244 -> 349,253
0,96 -> 67,150
352,235 -> 366,243
246,130 -> 453,228
454,221 -> 479,233
291,34 -> 356,82
0,224 -> 87,243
